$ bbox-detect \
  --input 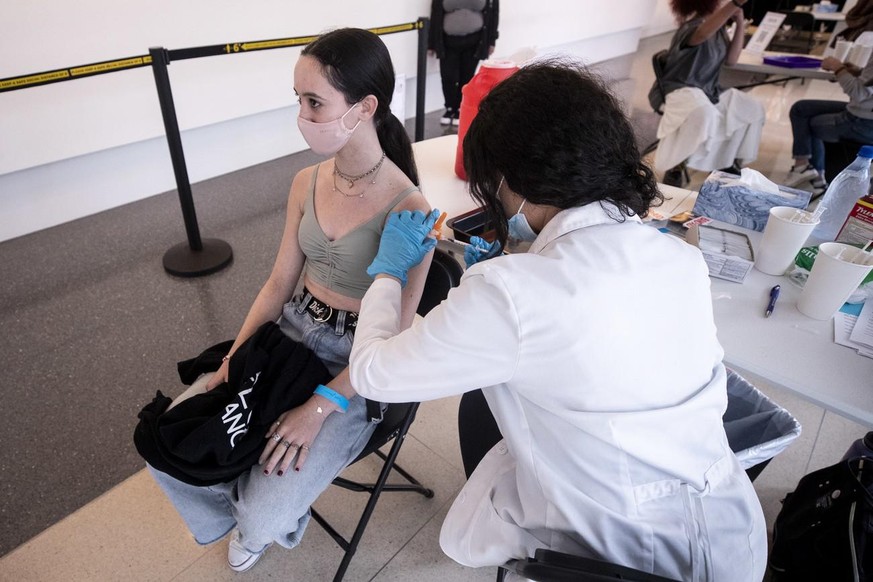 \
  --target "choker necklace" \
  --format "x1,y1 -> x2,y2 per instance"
333,152 -> 386,191
332,152 -> 387,199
